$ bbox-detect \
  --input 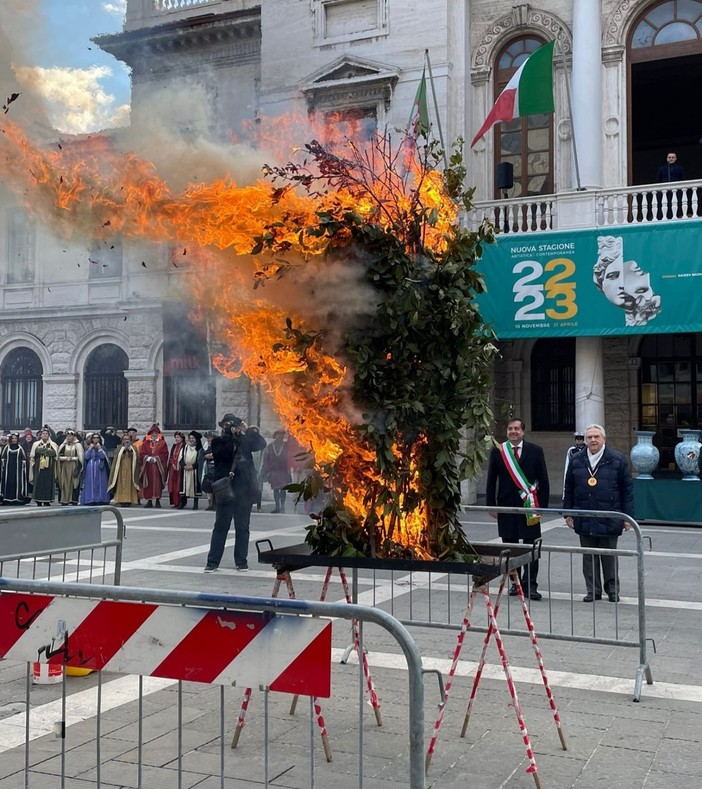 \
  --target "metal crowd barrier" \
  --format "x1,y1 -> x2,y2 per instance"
348,505 -> 653,702
0,505 -> 125,585
0,577 -> 426,789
